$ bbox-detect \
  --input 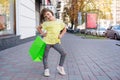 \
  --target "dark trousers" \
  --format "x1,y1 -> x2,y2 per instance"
43,43 -> 67,69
